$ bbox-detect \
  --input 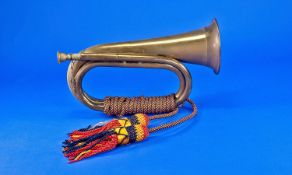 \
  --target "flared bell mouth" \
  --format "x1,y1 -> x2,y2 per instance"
207,18 -> 221,74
